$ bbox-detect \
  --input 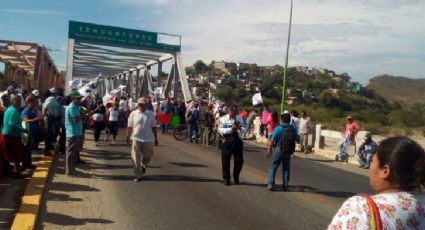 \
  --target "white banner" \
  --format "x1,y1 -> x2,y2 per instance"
252,92 -> 263,106
155,87 -> 163,96
69,79 -> 82,90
